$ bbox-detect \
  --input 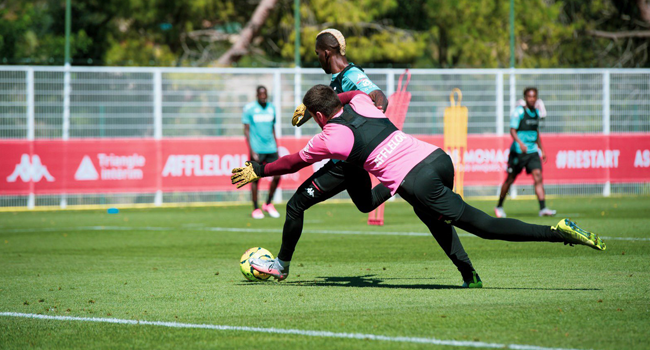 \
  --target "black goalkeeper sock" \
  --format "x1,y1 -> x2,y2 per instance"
539,200 -> 546,210
497,197 -> 505,207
